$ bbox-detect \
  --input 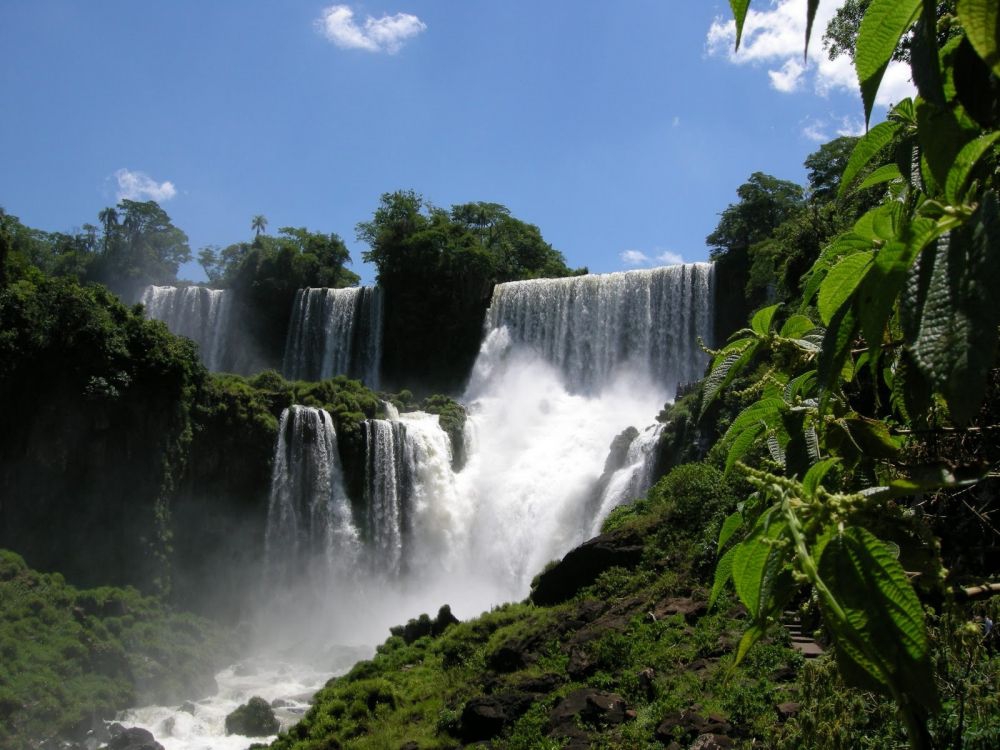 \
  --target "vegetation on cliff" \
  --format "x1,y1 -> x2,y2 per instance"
0,550 -> 235,750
